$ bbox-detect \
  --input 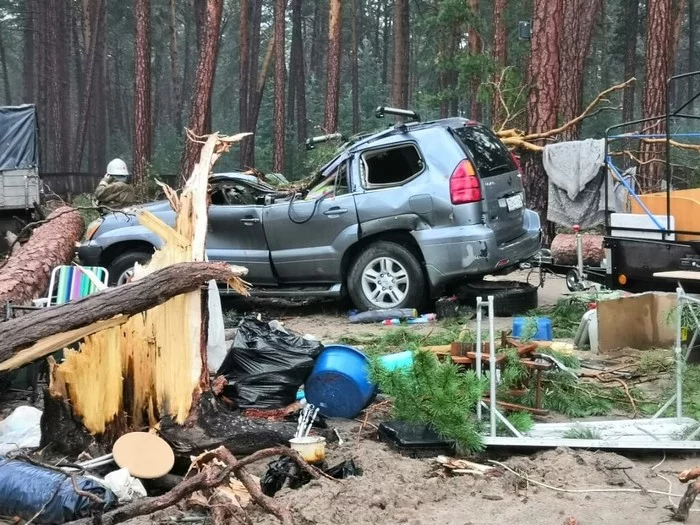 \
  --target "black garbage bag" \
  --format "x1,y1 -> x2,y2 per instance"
0,459 -> 117,524
217,318 -> 323,409
260,457 -> 363,497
